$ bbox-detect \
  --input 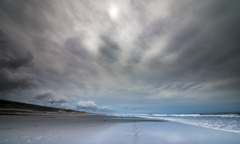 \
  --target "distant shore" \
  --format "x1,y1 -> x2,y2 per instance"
0,100 -> 100,116
0,108 -> 102,116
